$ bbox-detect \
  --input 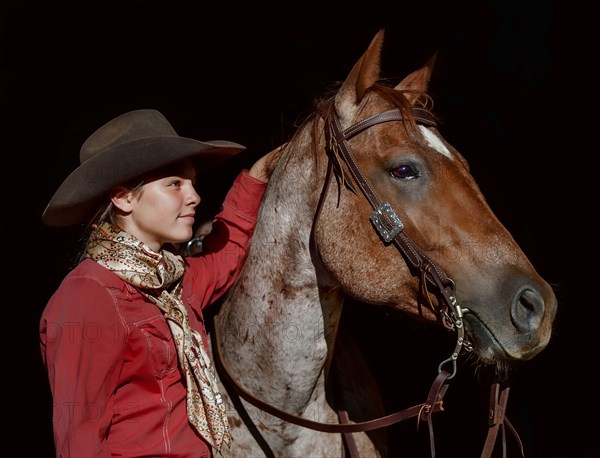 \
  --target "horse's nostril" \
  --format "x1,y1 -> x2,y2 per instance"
512,288 -> 544,332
